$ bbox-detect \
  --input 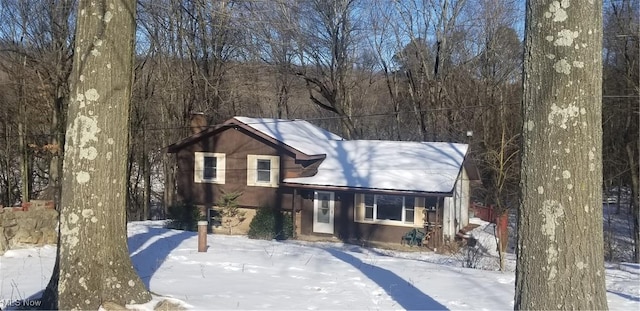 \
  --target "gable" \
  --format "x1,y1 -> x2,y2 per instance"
228,117 -> 343,156
167,118 -> 338,161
